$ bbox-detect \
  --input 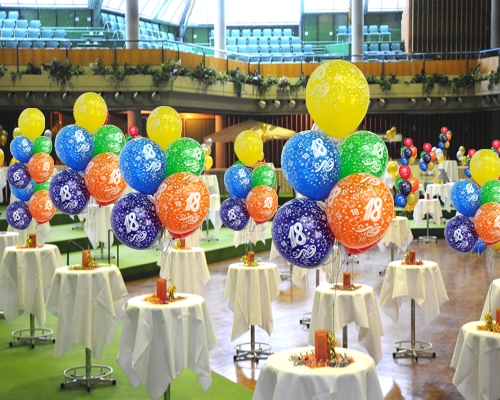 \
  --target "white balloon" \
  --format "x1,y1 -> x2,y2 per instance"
436,149 -> 444,158
204,137 -> 213,148
43,129 -> 52,139
456,151 -> 463,161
